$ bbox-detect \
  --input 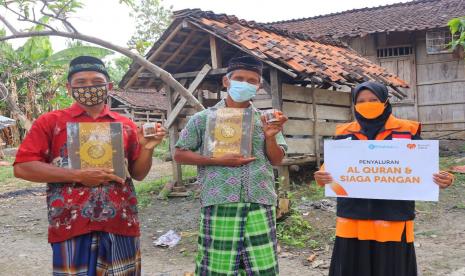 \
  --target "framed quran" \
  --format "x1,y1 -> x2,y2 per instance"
67,122 -> 126,179
203,108 -> 254,158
